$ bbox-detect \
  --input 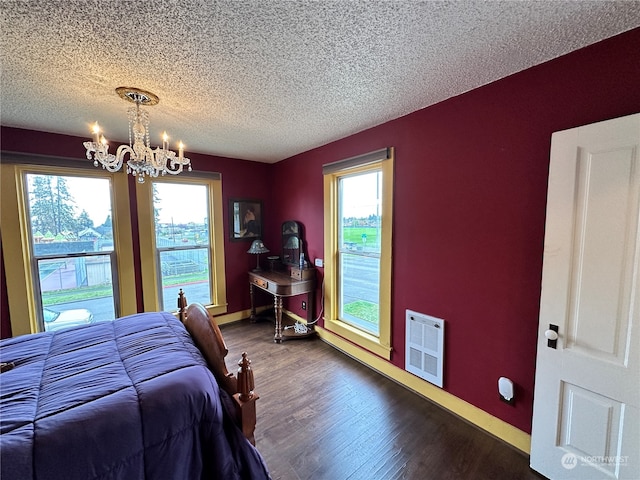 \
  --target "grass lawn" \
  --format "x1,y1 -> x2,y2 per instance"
42,285 -> 113,306
342,227 -> 380,246
163,272 -> 208,285
344,300 -> 379,325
